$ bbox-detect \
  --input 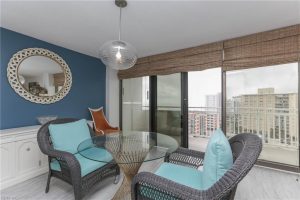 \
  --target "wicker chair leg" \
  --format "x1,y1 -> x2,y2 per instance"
114,174 -> 120,184
164,153 -> 170,162
45,171 -> 51,193
114,166 -> 121,184
229,186 -> 237,200
73,185 -> 82,200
